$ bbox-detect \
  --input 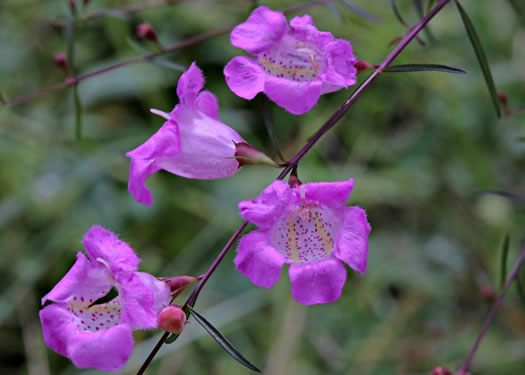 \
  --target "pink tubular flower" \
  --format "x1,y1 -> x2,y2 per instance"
224,6 -> 357,115
39,226 -> 171,371
127,62 -> 244,205
235,179 -> 370,305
